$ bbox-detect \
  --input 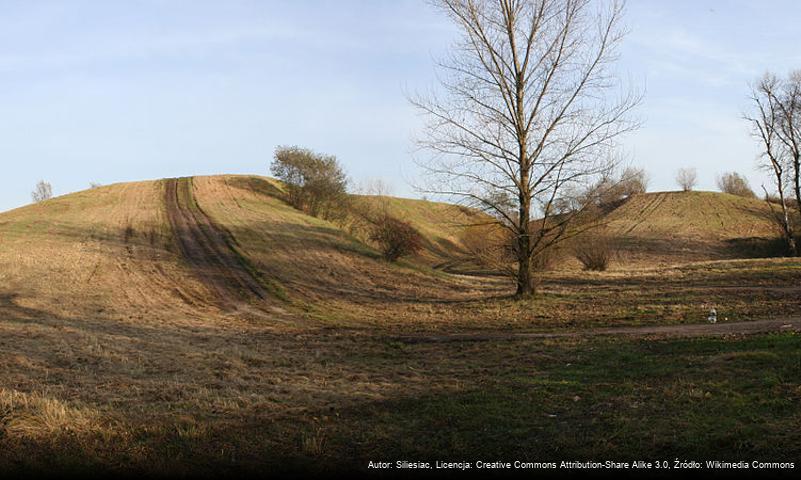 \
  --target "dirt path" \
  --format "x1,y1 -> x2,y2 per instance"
396,318 -> 801,344
164,177 -> 269,309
